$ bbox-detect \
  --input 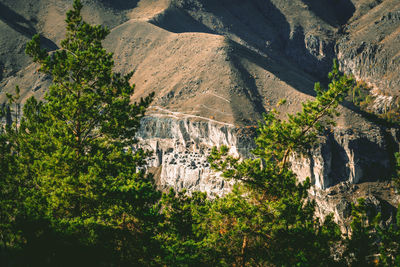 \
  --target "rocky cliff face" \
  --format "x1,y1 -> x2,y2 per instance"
337,0 -> 400,96
134,110 -> 400,227
0,0 -> 399,224
136,110 -> 255,196
293,126 -> 399,189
